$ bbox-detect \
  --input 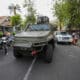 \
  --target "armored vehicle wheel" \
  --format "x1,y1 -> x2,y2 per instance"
44,44 -> 53,63
13,49 -> 22,58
